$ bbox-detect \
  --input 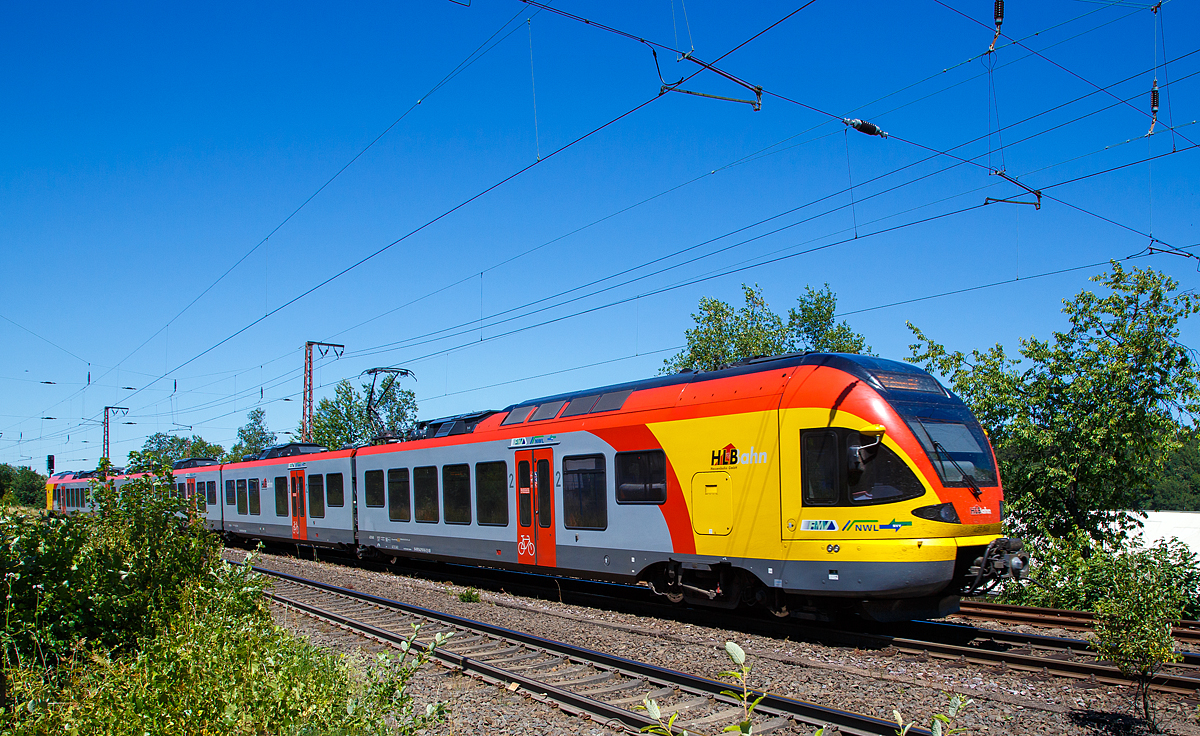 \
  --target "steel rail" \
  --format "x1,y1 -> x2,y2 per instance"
245,562 -> 927,736
956,601 -> 1200,644
231,546 -> 1200,696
